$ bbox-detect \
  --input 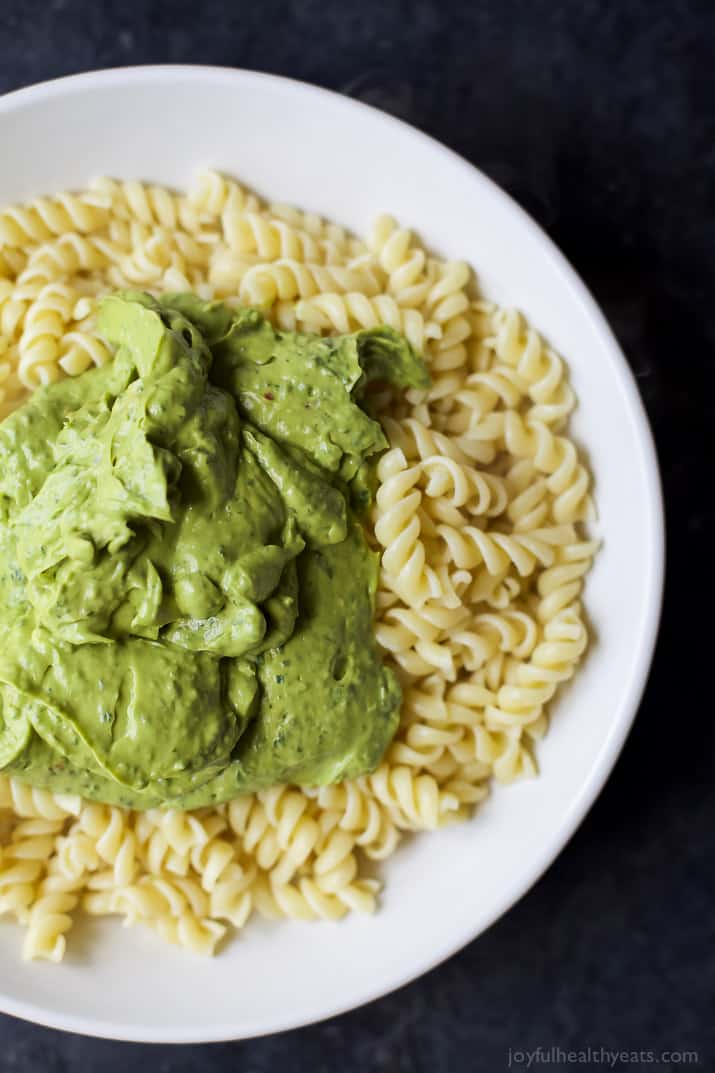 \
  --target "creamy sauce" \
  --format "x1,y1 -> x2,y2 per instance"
0,292 -> 428,808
